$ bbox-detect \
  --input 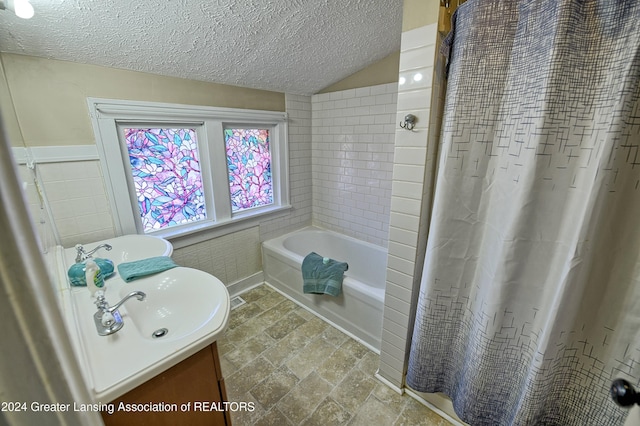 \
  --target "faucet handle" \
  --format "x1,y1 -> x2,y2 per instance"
75,244 -> 86,263
92,290 -> 137,336
101,311 -> 116,327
